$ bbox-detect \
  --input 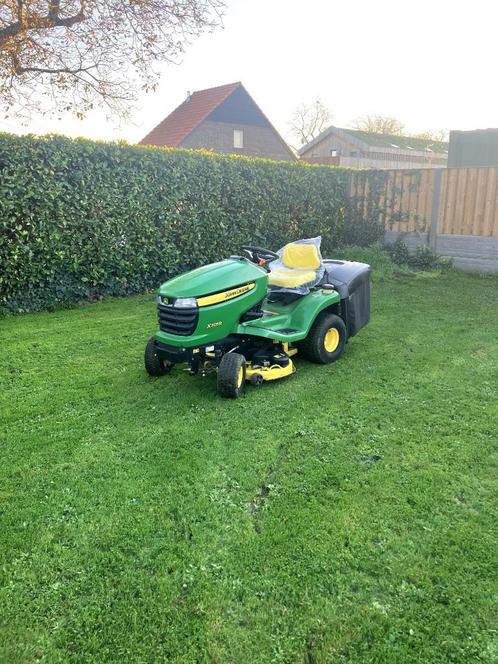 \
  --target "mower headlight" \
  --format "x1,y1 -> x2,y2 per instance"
173,297 -> 197,308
